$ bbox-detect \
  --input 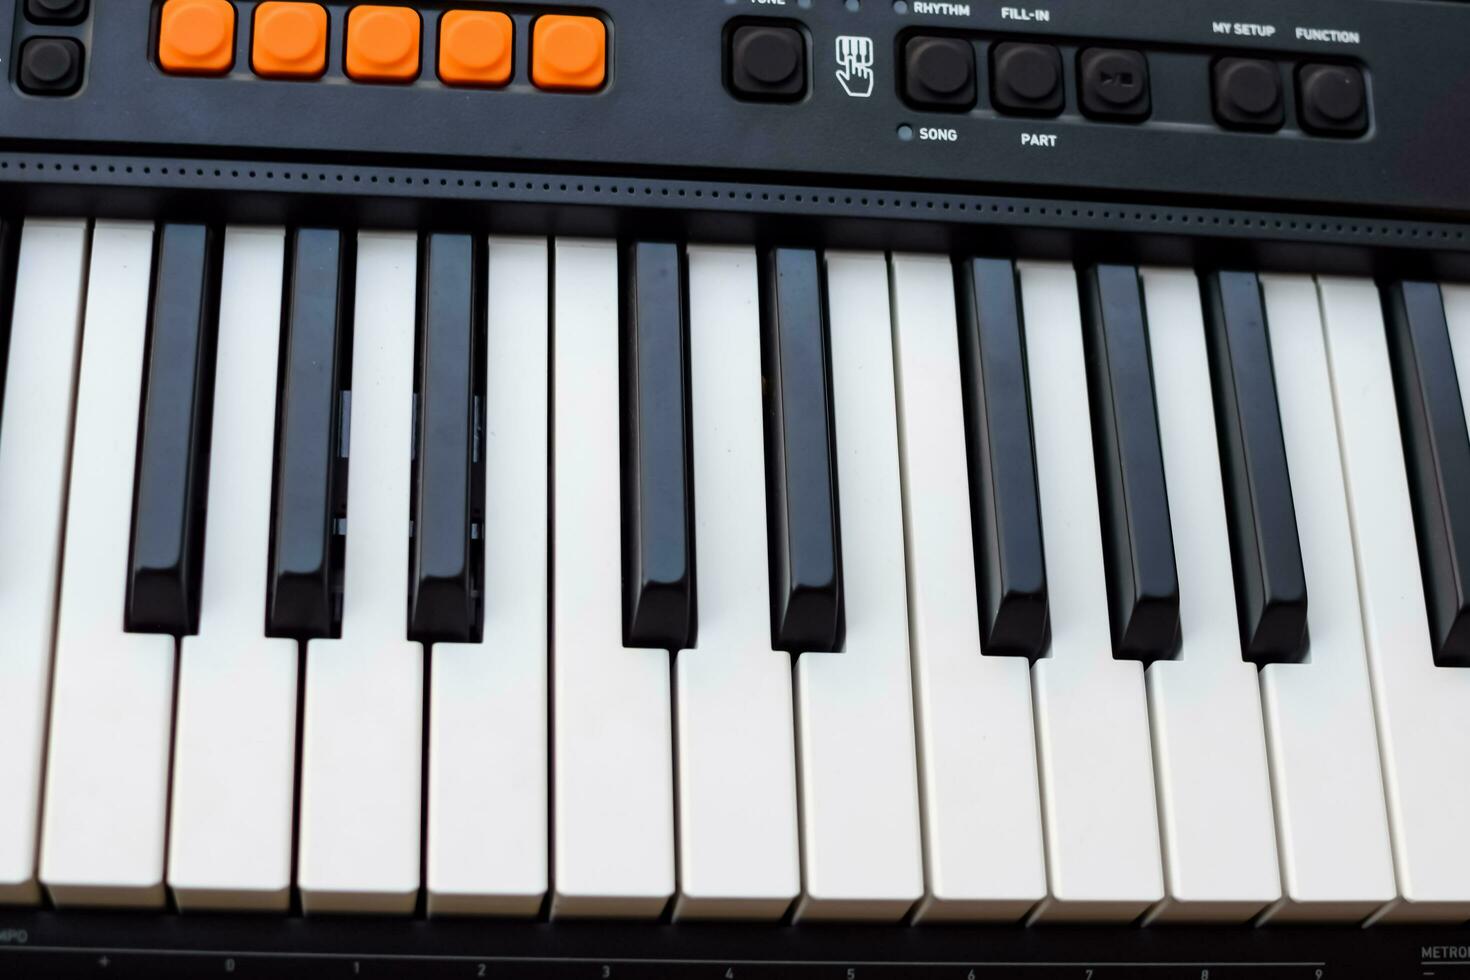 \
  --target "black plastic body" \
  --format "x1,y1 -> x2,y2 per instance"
0,0 -> 1465,218
1,909 -> 1467,979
